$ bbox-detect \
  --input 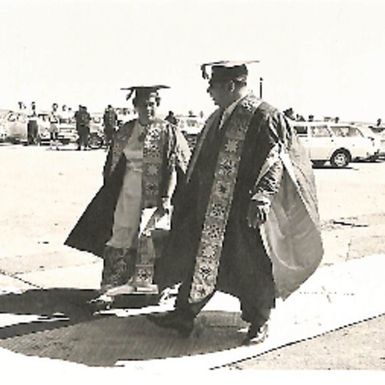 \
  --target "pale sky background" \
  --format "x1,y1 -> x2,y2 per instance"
1,0 -> 385,121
